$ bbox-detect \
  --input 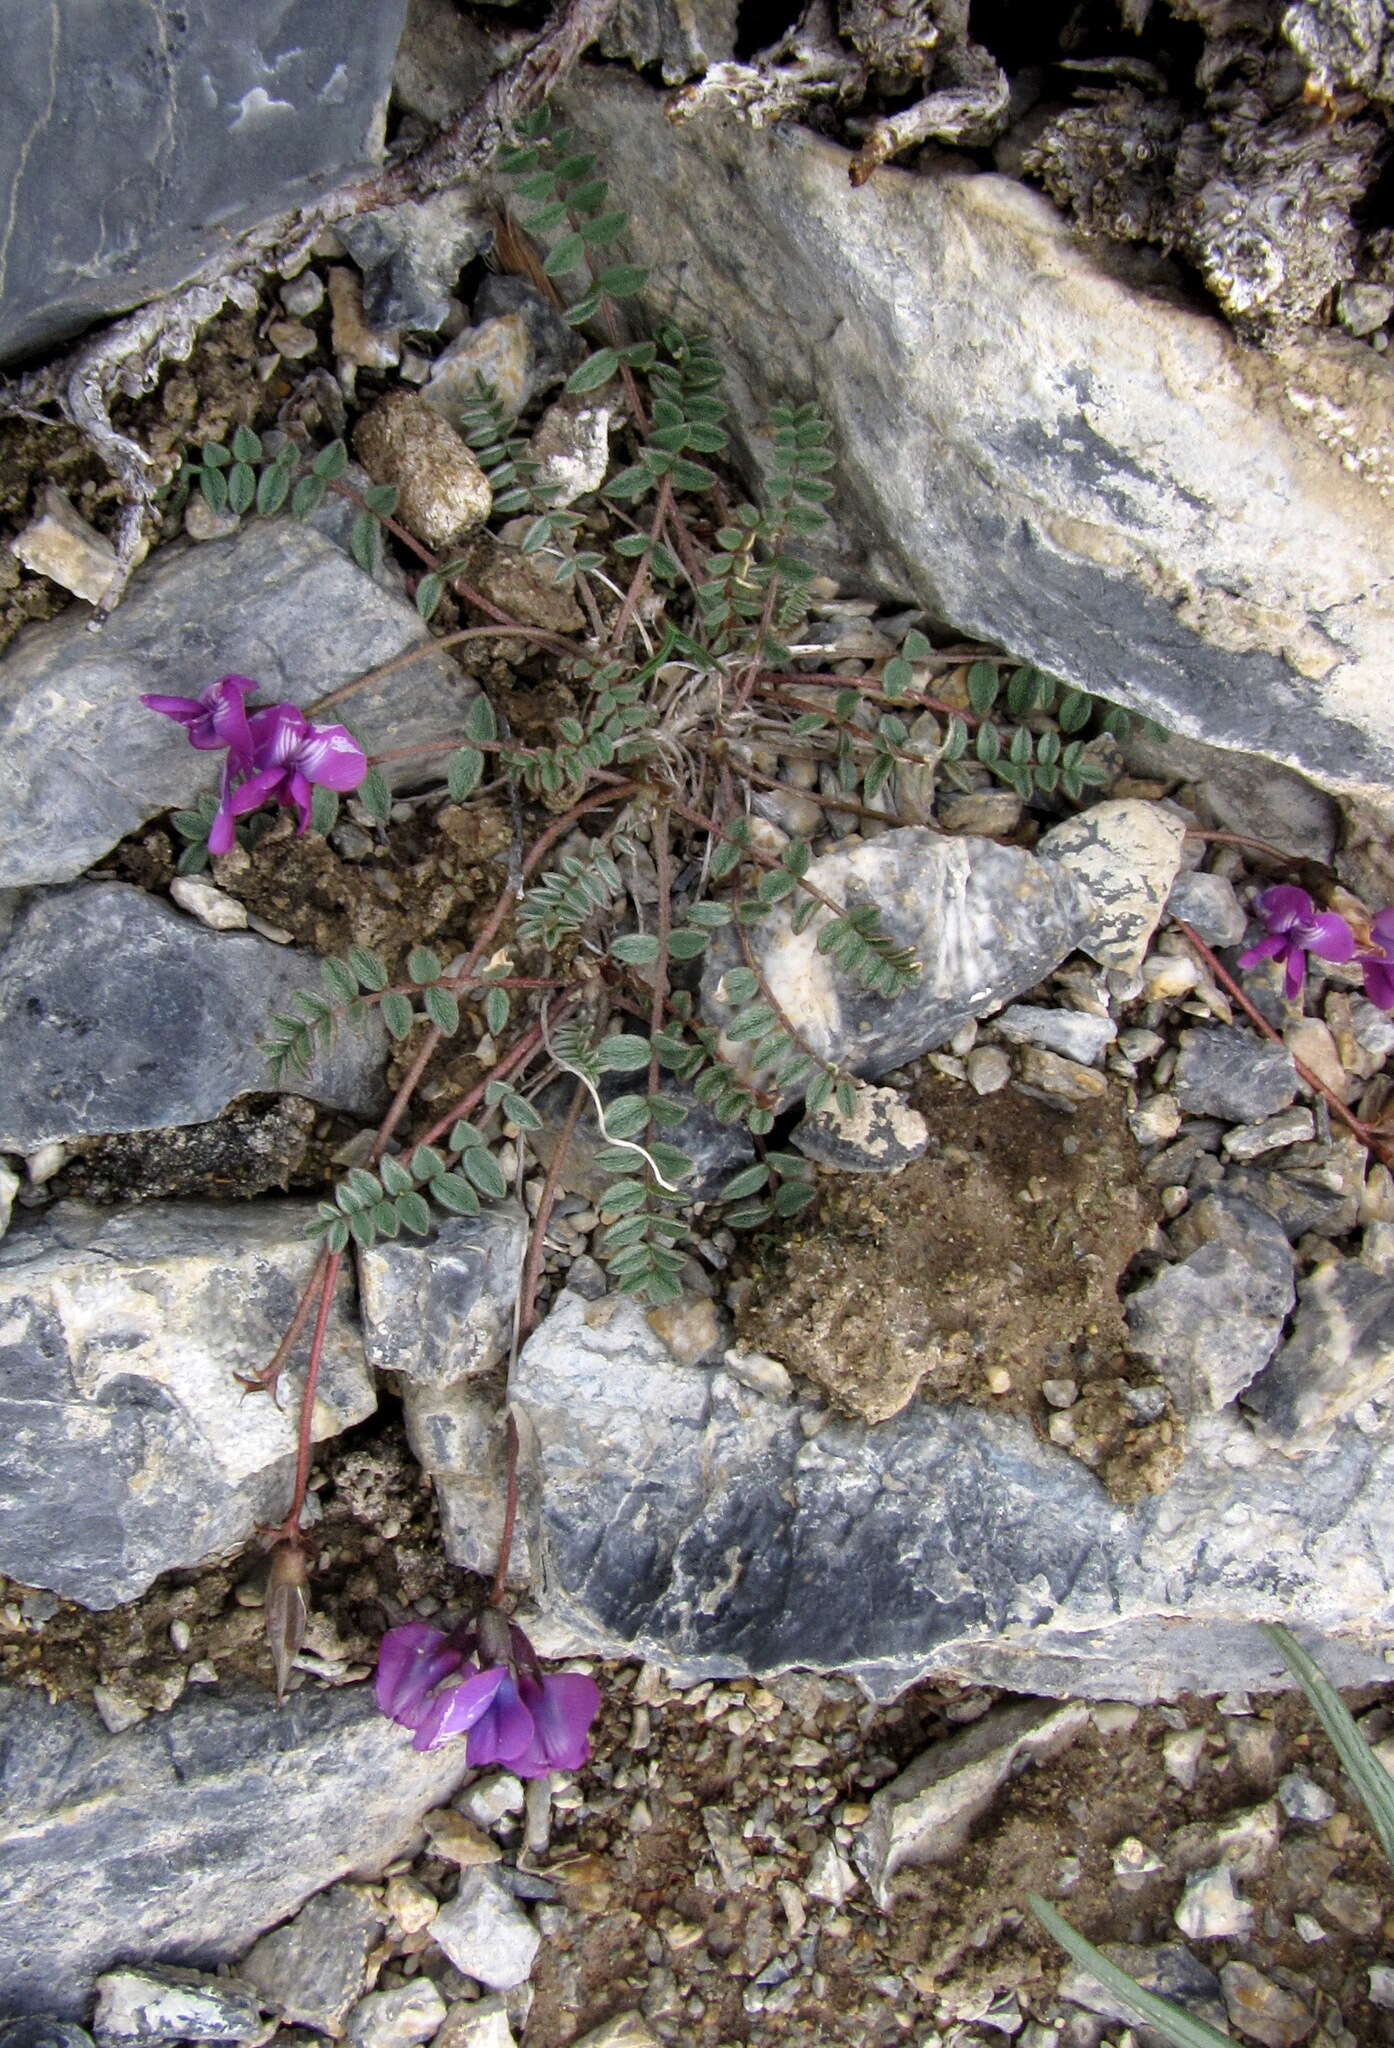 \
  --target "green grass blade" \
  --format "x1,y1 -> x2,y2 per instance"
1026,1897 -> 1234,2048
1264,1622 -> 1394,1870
